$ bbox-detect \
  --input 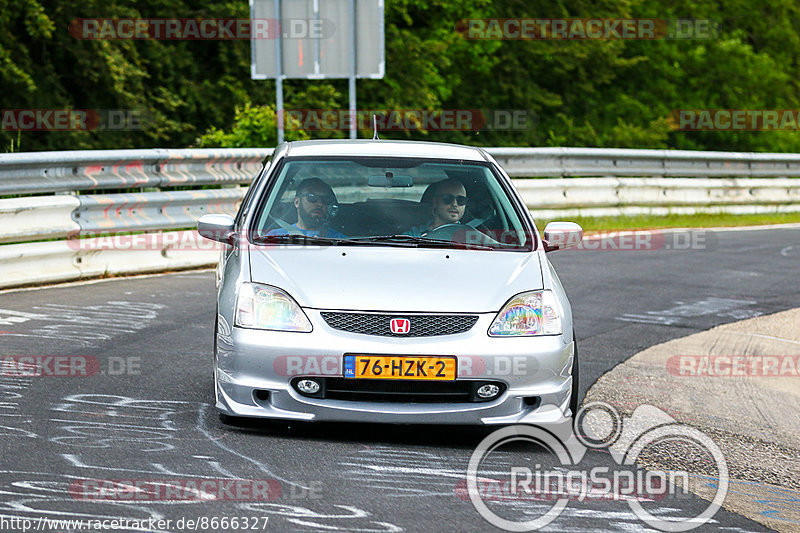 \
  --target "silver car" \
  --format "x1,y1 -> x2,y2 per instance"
198,139 -> 583,426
